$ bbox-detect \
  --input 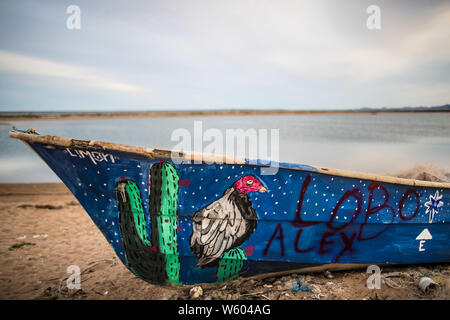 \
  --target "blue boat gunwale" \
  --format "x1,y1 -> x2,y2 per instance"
8,128 -> 450,190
